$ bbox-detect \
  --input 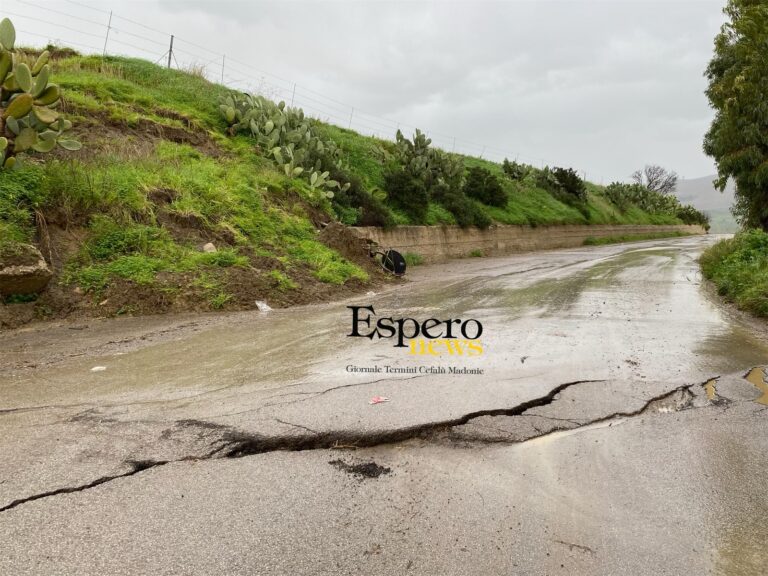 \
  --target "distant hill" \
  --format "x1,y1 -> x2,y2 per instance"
676,176 -> 739,233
